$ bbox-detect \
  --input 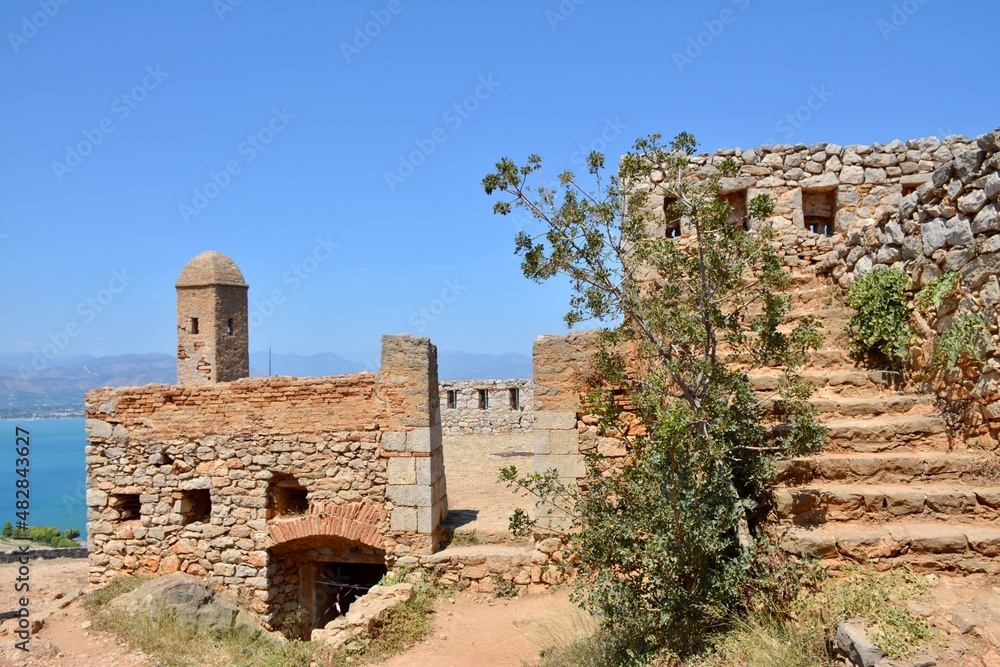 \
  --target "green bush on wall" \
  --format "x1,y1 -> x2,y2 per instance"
844,267 -> 913,367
